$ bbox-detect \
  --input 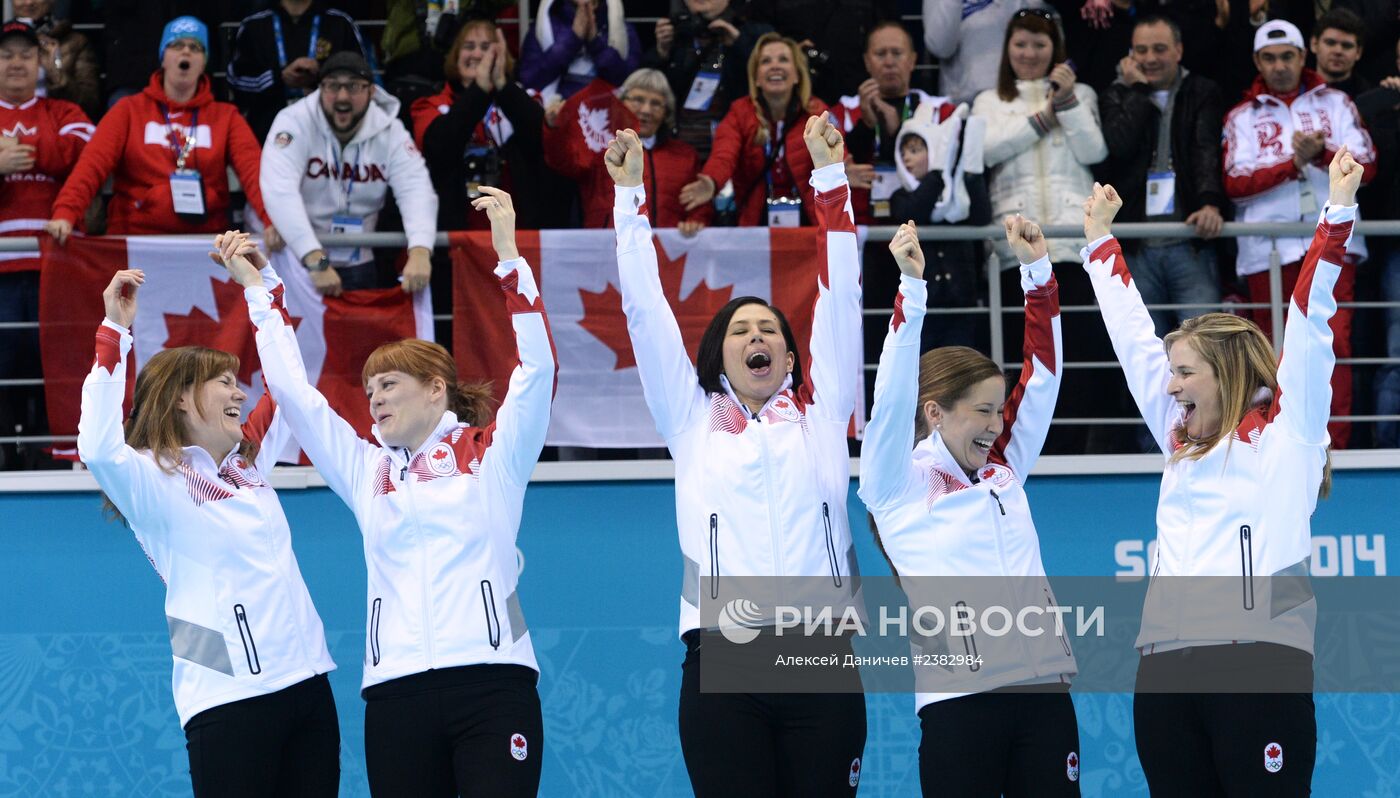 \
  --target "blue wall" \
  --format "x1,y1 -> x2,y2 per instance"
1,471 -> 1395,797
